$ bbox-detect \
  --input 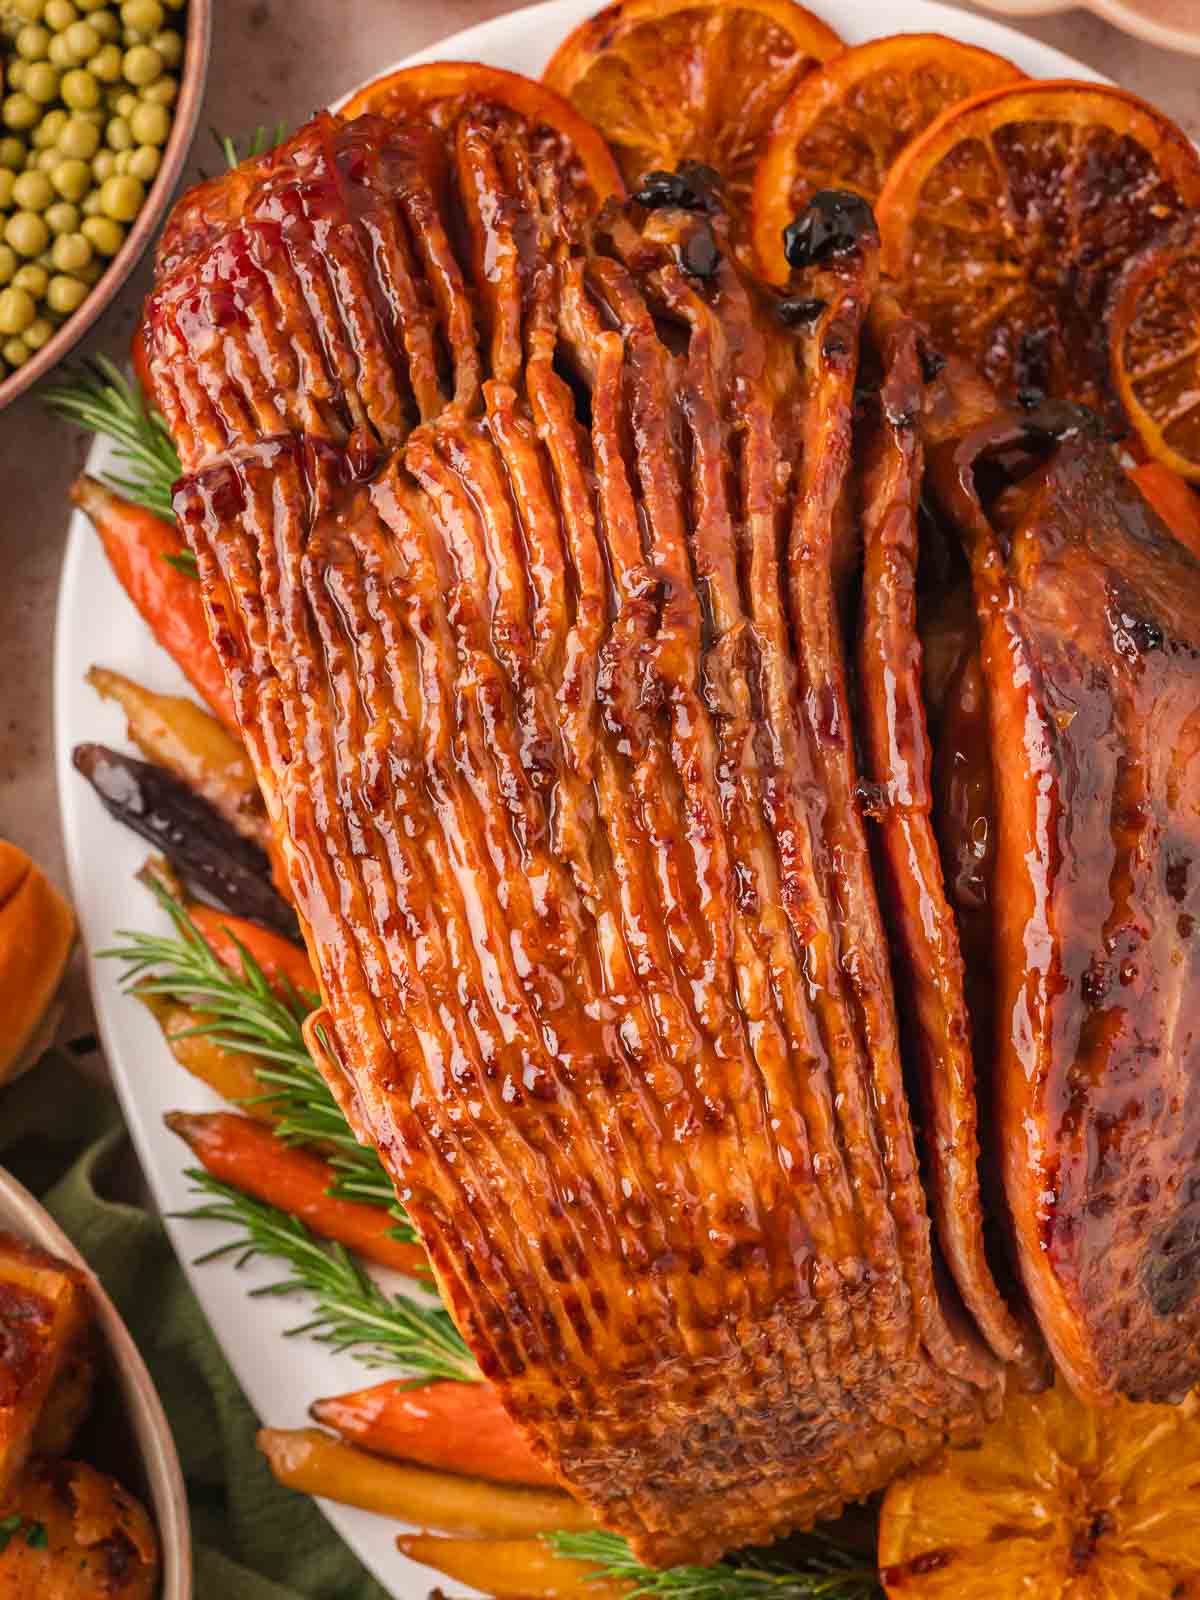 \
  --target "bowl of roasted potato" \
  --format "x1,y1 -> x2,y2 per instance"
0,1163 -> 189,1598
